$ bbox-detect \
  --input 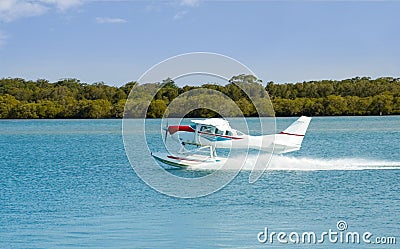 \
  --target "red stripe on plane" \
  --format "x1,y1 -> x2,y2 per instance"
168,125 -> 195,135
279,132 -> 304,137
